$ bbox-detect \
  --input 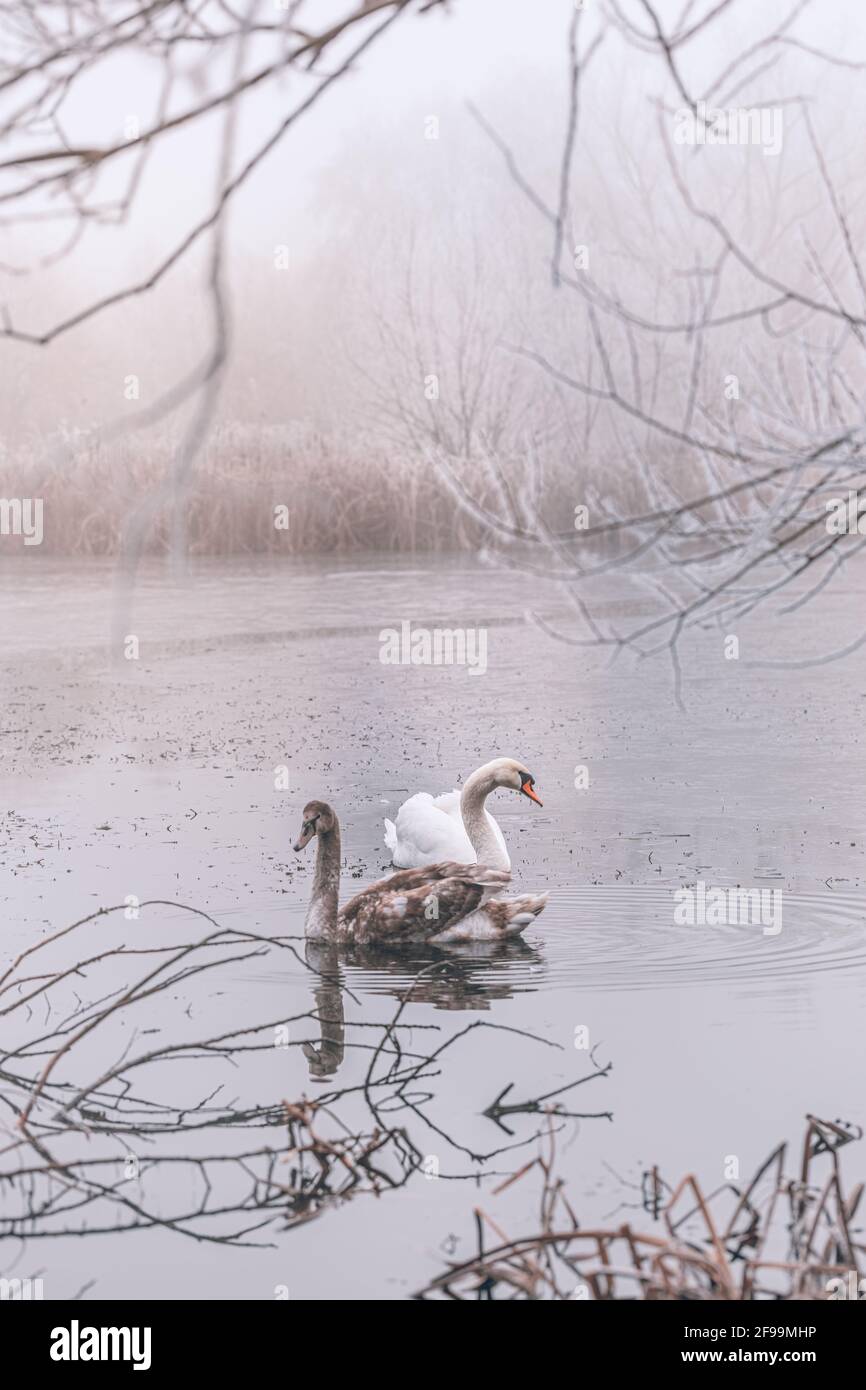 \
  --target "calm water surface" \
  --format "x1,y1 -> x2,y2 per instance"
1,555 -> 864,1298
